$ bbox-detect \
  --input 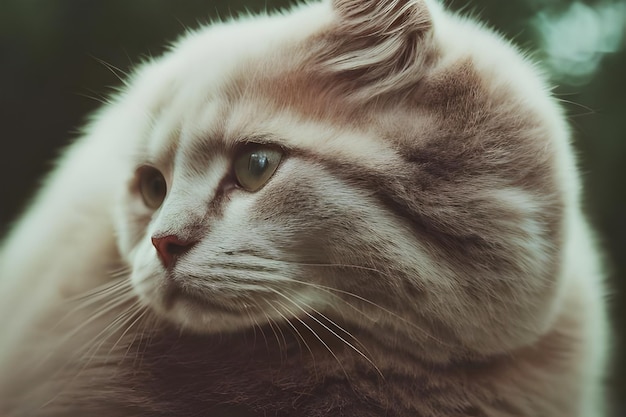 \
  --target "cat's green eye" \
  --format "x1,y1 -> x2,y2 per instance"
233,146 -> 282,192
137,166 -> 167,209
